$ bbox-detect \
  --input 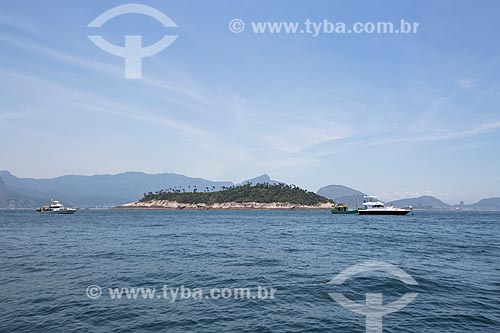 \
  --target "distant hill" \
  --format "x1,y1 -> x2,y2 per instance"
465,197 -> 500,211
317,185 -> 365,208
0,170 -> 233,208
317,184 -> 364,198
389,196 -> 451,209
